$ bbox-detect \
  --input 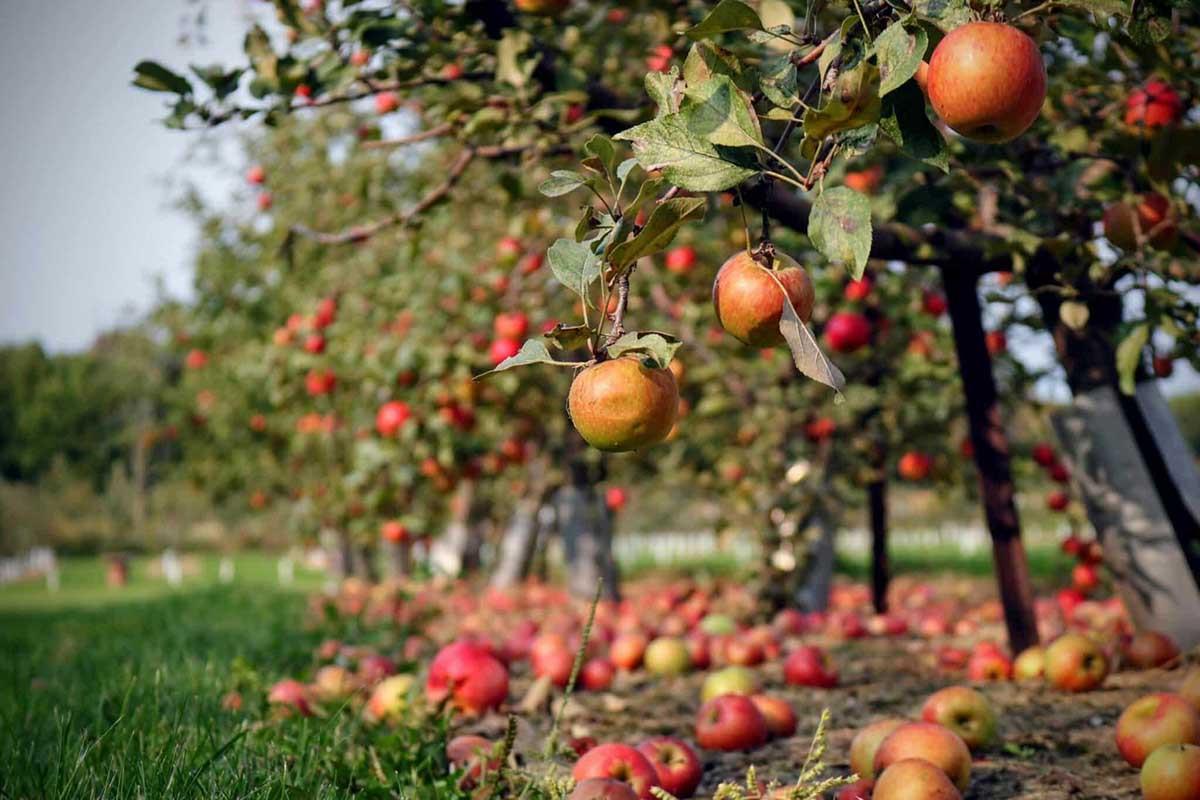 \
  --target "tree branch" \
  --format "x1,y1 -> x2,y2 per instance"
360,122 -> 454,150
